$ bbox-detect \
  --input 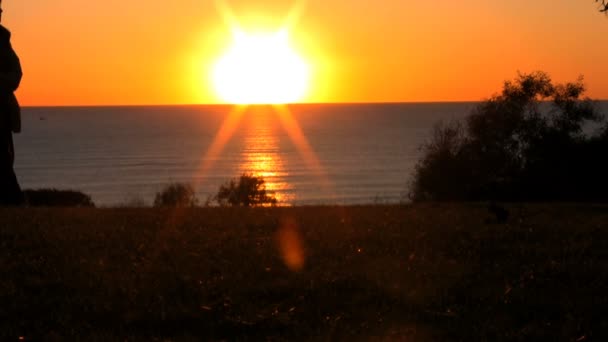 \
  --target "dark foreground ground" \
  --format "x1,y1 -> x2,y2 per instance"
1,203 -> 607,341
